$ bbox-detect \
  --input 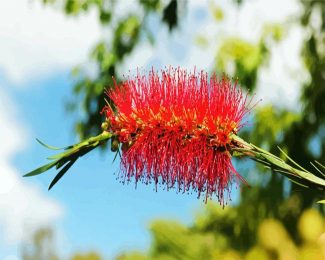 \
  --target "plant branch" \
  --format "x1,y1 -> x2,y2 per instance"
231,134 -> 325,201
24,131 -> 112,190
